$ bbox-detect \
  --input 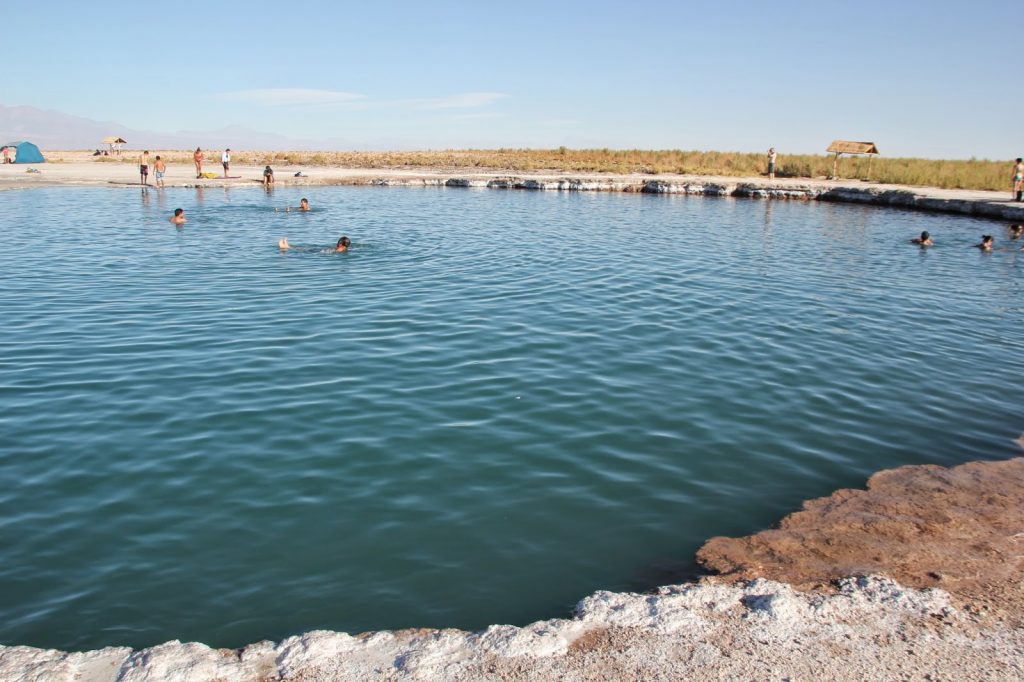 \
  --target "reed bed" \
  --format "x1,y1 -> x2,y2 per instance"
57,149 -> 1011,192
